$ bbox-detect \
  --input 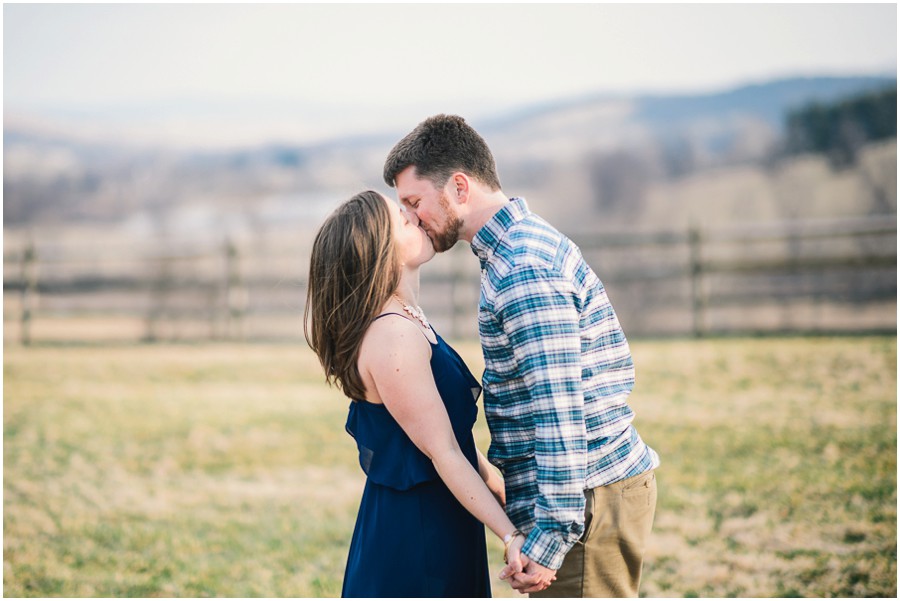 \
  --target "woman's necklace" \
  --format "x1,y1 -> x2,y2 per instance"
392,294 -> 430,329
